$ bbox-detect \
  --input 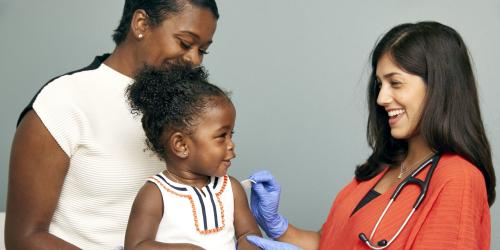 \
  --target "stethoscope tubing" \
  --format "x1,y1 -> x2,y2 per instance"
359,154 -> 441,249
